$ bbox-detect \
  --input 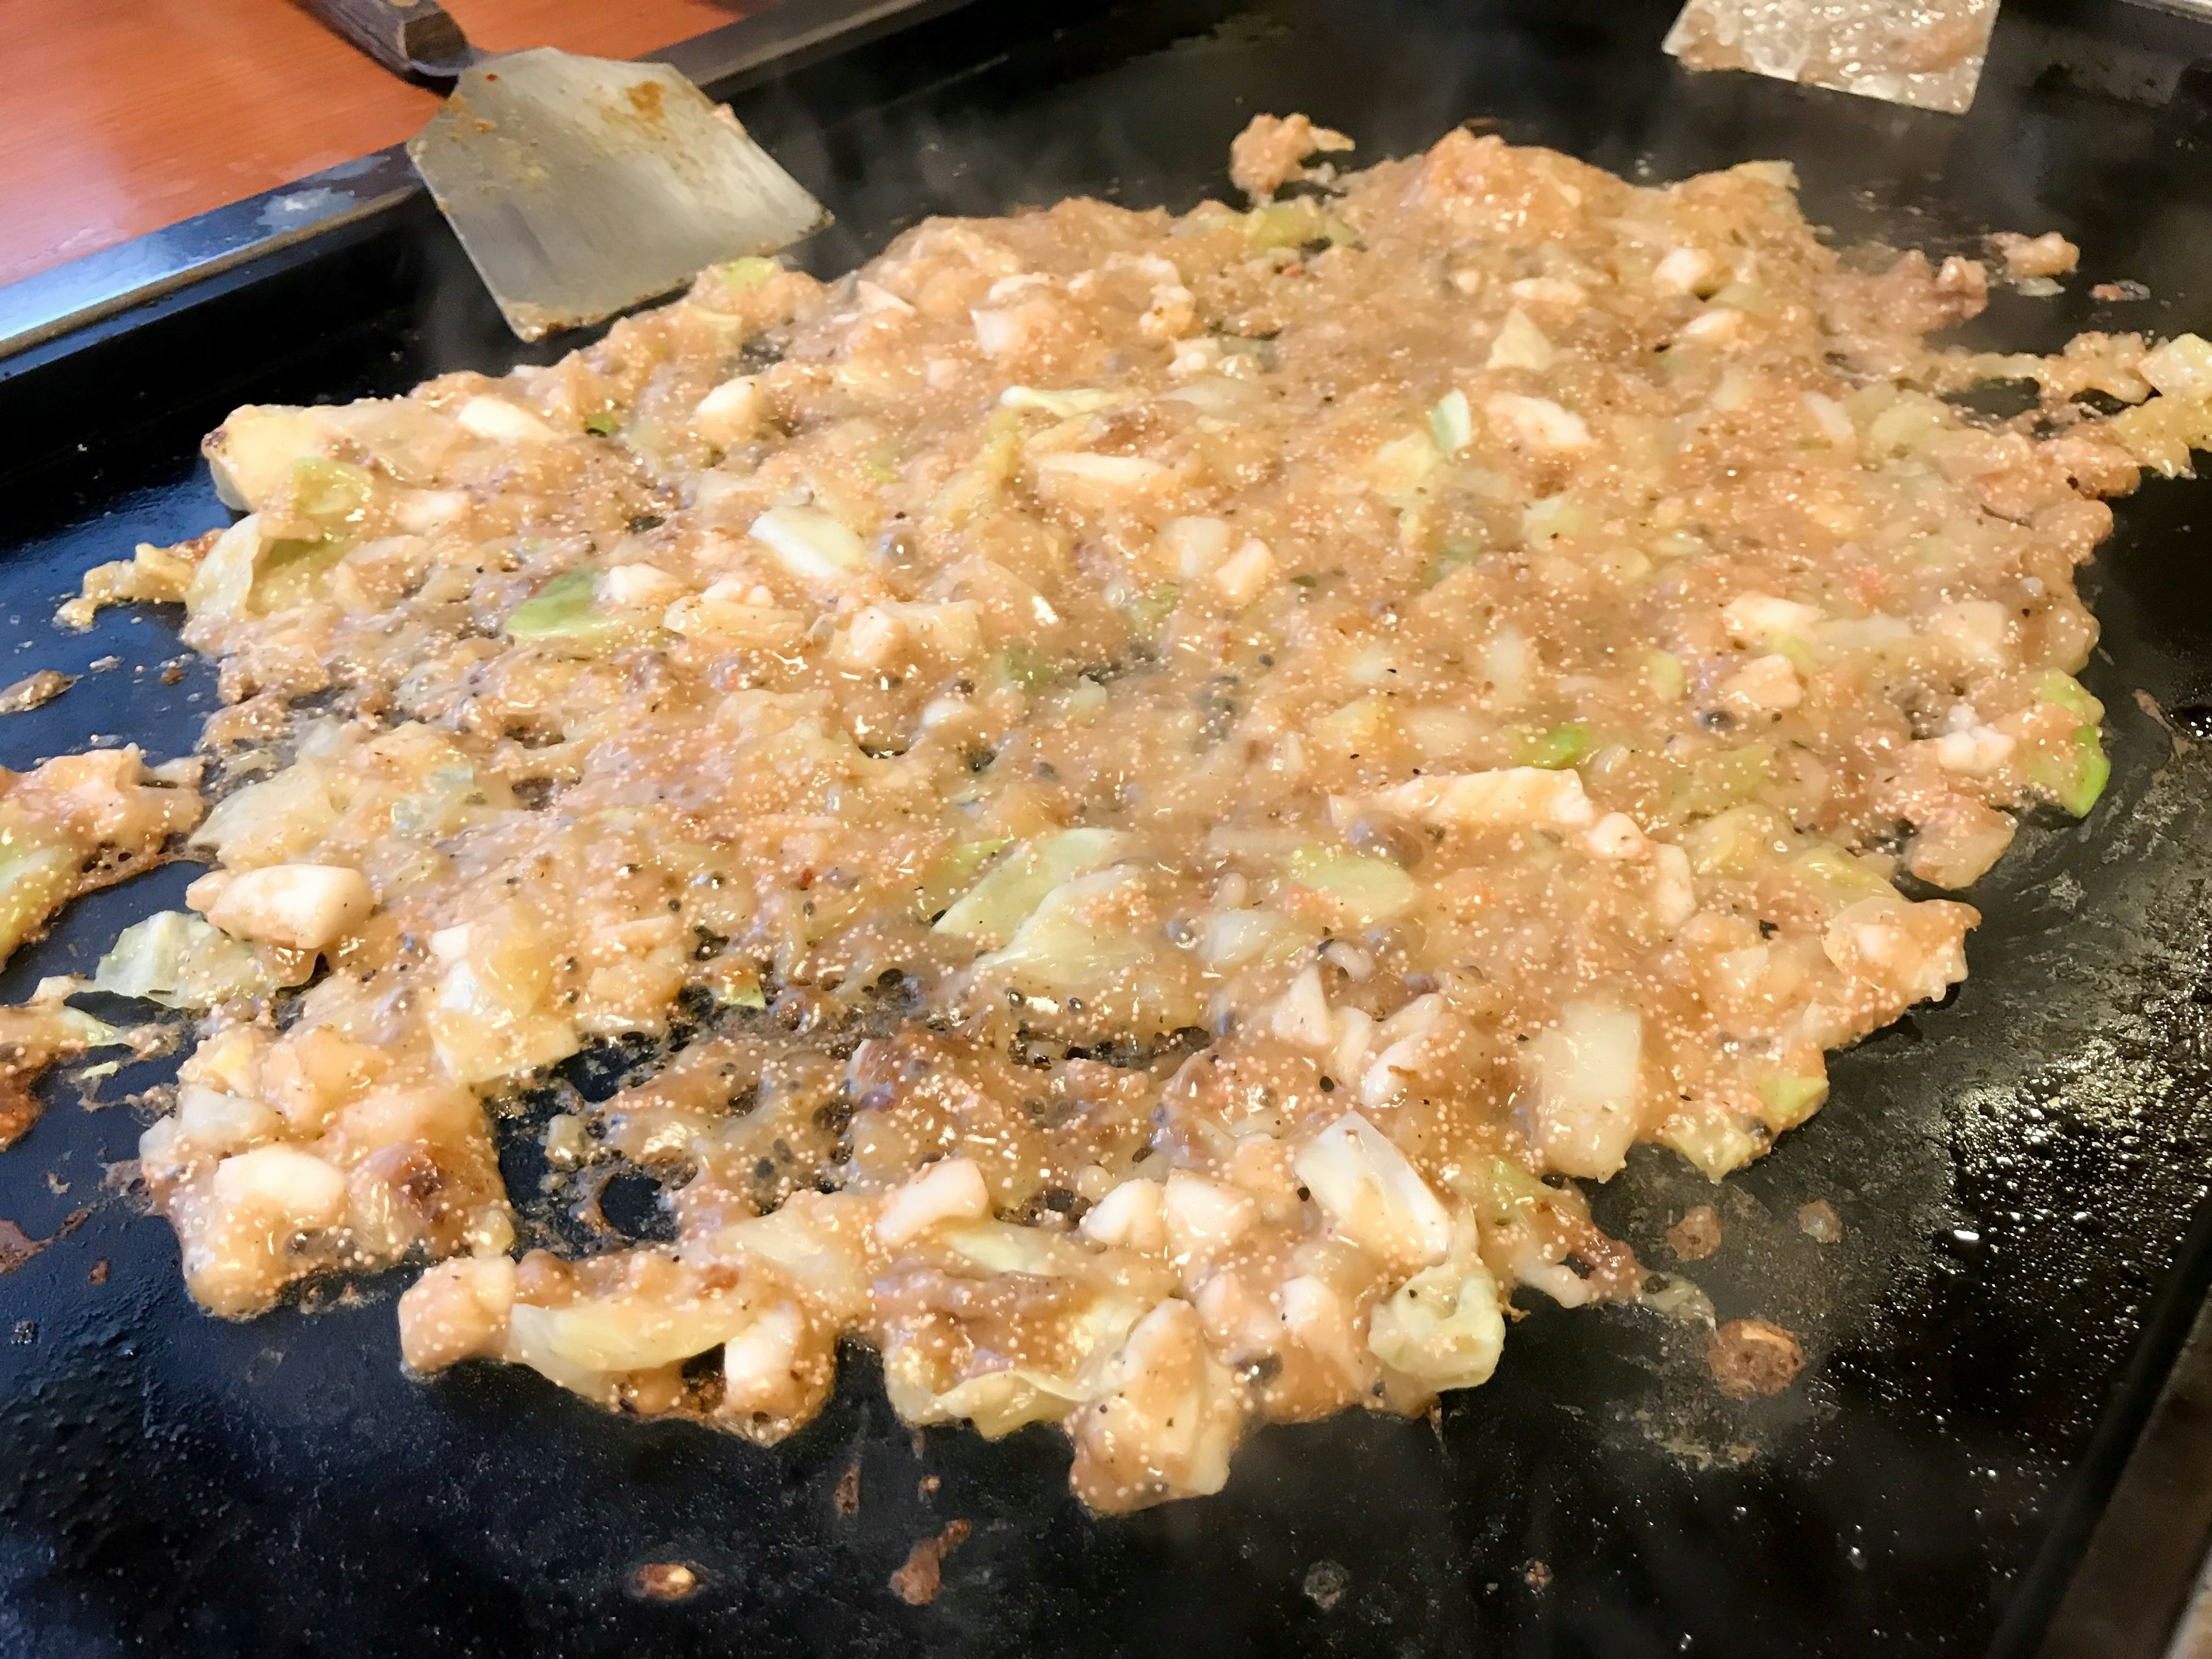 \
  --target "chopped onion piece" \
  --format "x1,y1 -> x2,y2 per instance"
457,396 -> 558,444
1483,392 -> 1591,454
876,1156 -> 991,1249
1485,309 -> 1554,373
